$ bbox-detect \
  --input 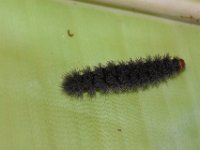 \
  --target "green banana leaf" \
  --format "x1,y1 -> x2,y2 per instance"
0,0 -> 200,150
